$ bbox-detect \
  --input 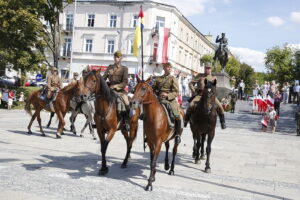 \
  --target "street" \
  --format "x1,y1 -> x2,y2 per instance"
0,101 -> 299,200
